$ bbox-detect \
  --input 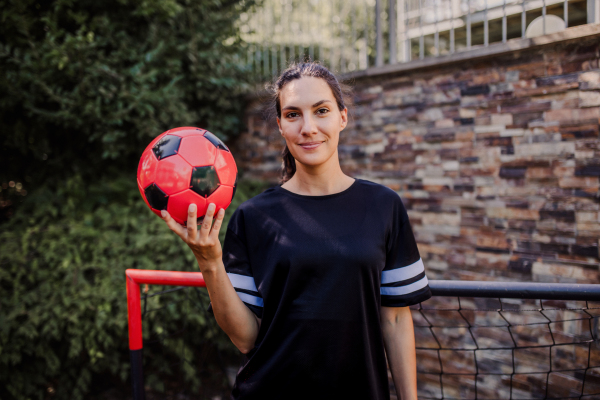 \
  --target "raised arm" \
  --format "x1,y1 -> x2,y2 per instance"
162,203 -> 260,354
381,306 -> 418,400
